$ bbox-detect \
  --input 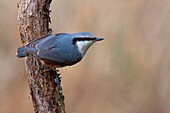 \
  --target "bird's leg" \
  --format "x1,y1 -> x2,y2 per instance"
47,28 -> 53,35
54,72 -> 61,85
